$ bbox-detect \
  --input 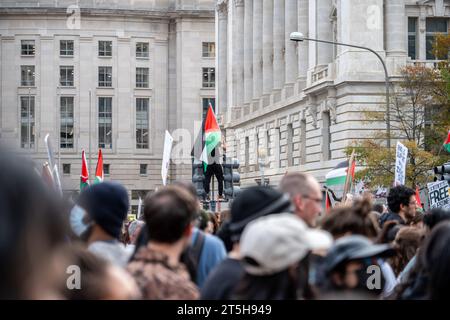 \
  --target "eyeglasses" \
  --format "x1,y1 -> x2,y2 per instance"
302,195 -> 323,204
